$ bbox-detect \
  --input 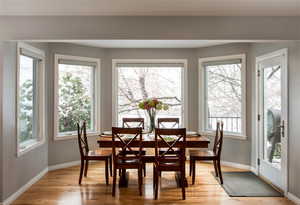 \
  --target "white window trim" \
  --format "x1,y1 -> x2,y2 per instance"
112,59 -> 188,128
16,42 -> 46,157
54,54 -> 101,140
198,54 -> 247,140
